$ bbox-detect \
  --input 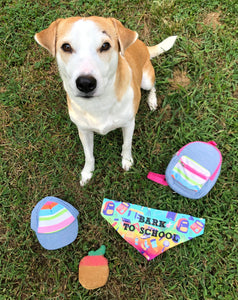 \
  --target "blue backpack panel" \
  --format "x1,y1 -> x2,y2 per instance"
148,141 -> 222,199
